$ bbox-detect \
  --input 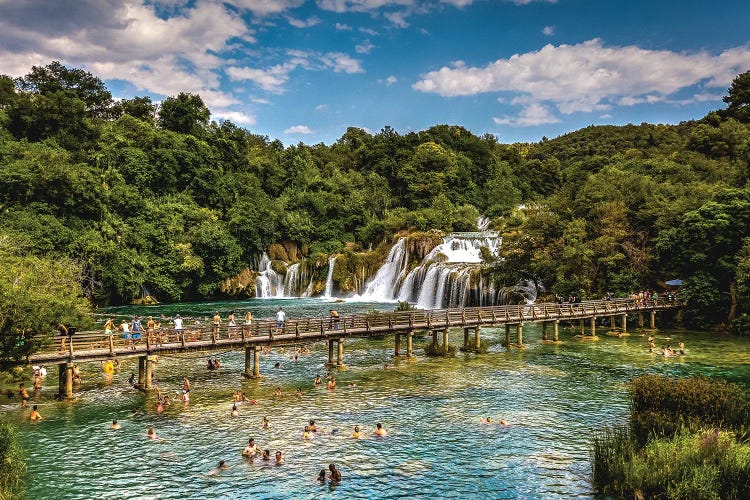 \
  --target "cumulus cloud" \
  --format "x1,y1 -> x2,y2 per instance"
230,0 -> 305,16
493,102 -> 560,126
321,52 -> 365,73
356,39 -> 375,54
0,0 -> 249,110
542,25 -> 554,36
359,27 -> 379,36
227,50 -> 363,93
335,22 -> 353,30
315,104 -> 328,110
214,110 -> 257,125
385,75 -> 398,86
414,39 -> 750,114
315,0 -> 413,14
287,16 -> 322,28
285,125 -> 314,134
